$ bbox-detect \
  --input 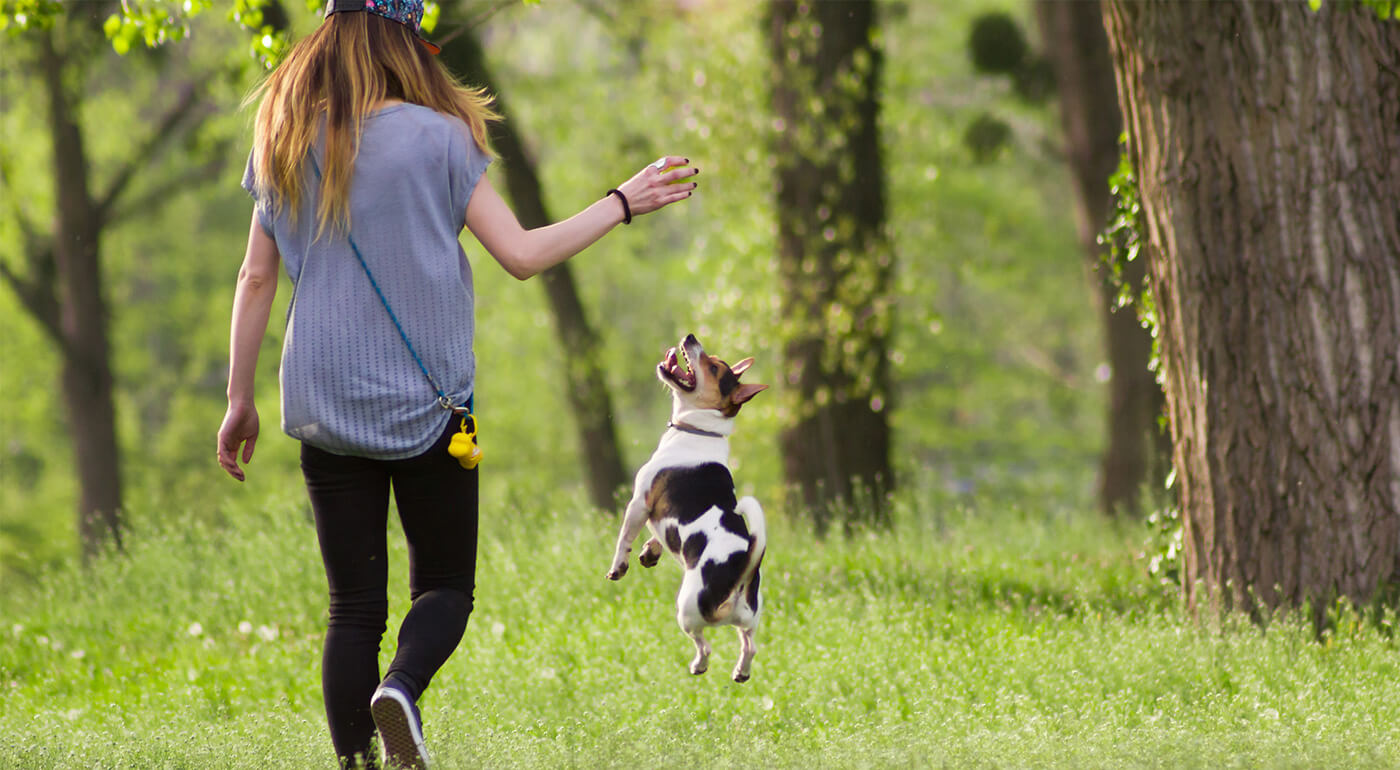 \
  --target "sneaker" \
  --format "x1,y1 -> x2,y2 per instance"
370,679 -> 430,769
